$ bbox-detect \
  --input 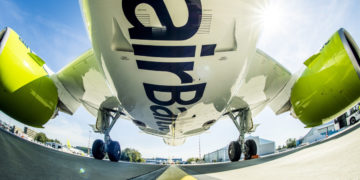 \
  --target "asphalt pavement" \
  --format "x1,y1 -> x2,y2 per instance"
0,128 -> 166,180
1,122 -> 360,179
180,122 -> 360,179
